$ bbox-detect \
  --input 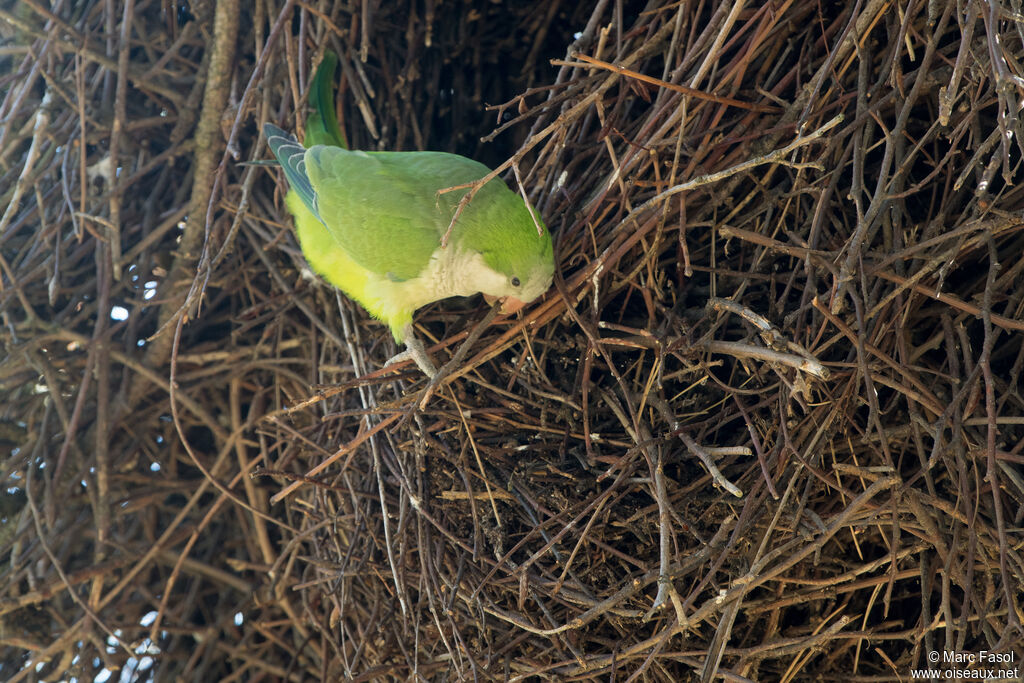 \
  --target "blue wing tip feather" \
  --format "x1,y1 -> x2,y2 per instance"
264,123 -> 319,218
263,122 -> 286,139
